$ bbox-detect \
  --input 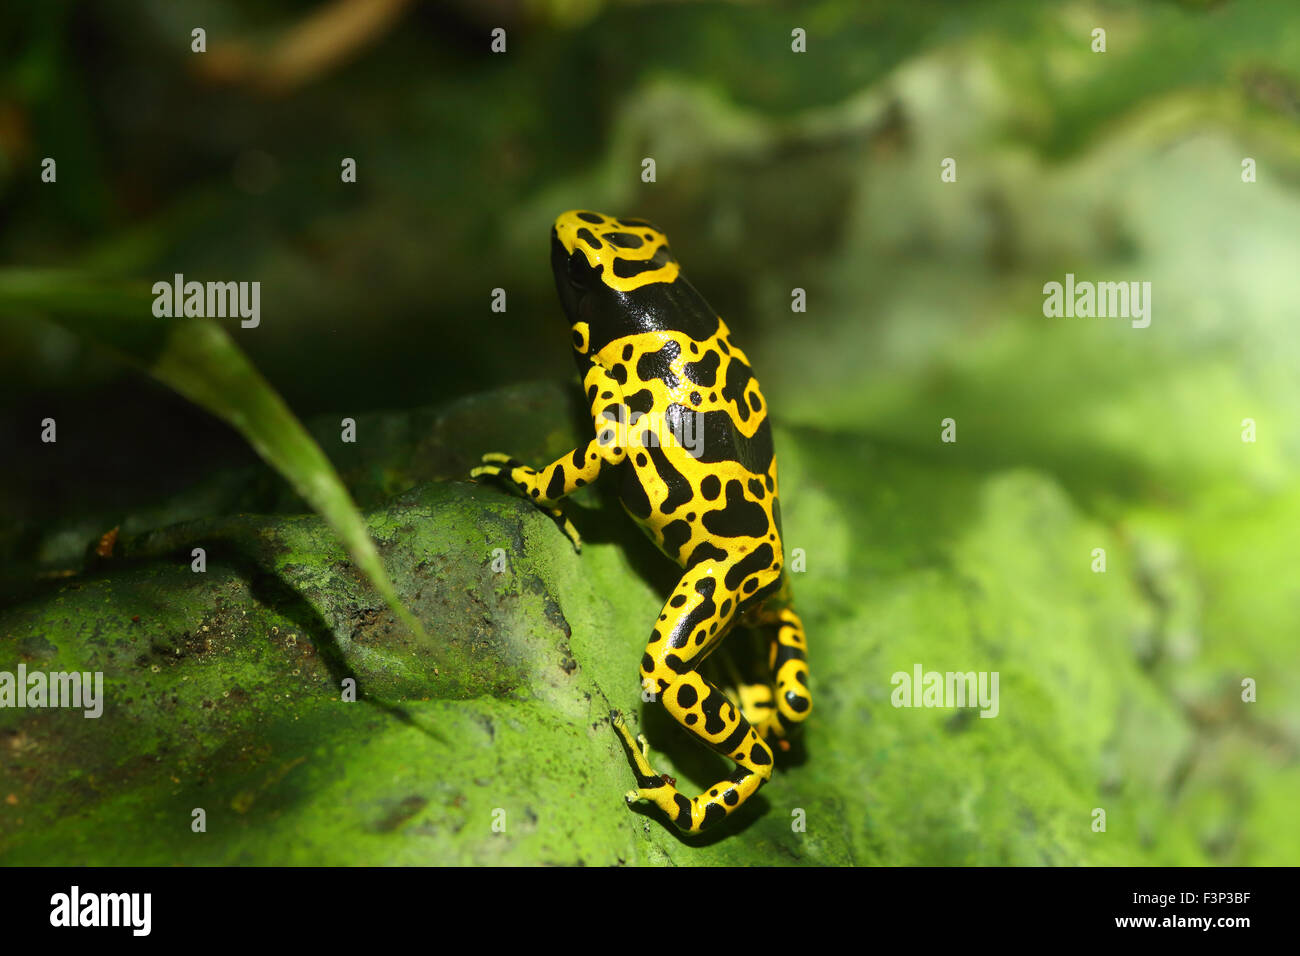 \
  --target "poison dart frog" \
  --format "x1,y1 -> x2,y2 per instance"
471,210 -> 811,833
